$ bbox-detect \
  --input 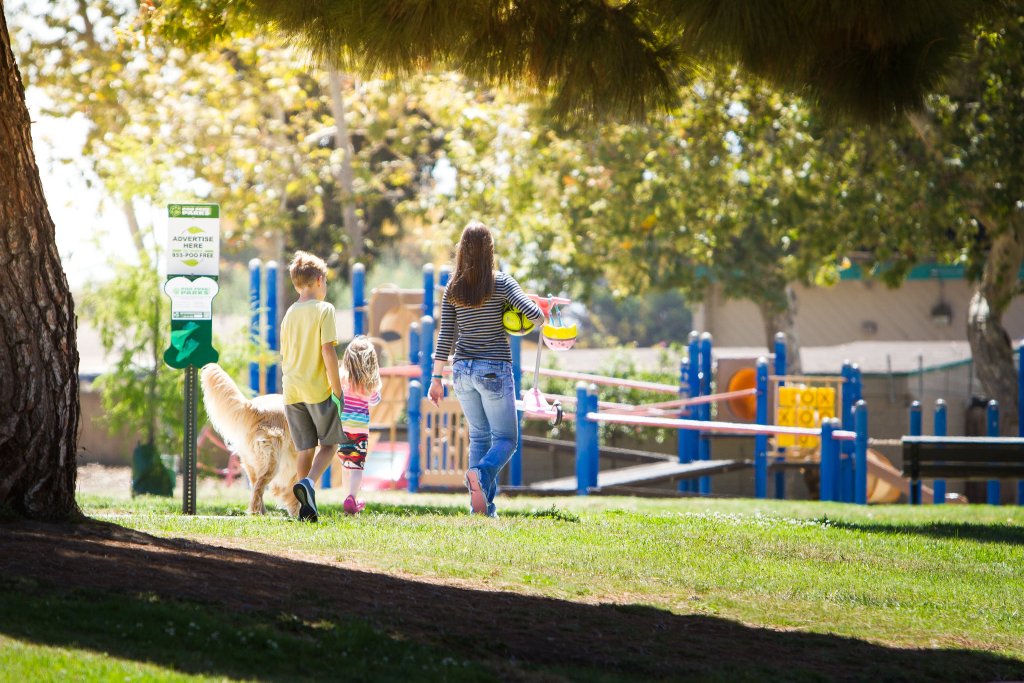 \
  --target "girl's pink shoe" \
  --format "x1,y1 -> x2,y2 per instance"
343,495 -> 365,515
